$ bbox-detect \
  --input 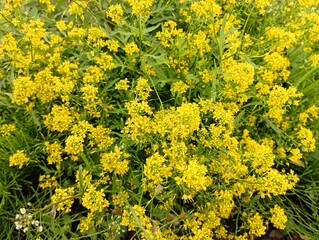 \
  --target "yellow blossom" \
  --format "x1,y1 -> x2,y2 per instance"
105,39 -> 120,52
82,184 -> 109,213
95,53 -> 115,71
68,1 -> 88,20
175,159 -> 212,193
12,76 -> 37,105
0,123 -> 16,136
135,77 -> 151,100
45,141 -> 63,166
44,105 -> 76,132
248,213 -> 266,237
126,0 -> 154,16
39,174 -> 59,189
100,146 -> 130,175
115,78 -> 130,90
9,150 -> 30,168
124,42 -> 139,55
144,152 -> 172,185
121,205 -> 152,231
171,81 -> 189,94
51,187 -> 75,213
270,205 -> 287,229
289,148 -> 304,167
106,4 -> 124,24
